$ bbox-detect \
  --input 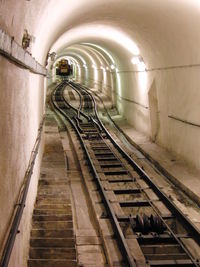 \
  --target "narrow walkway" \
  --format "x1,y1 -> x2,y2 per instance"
112,115 -> 200,207
28,115 -> 76,267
